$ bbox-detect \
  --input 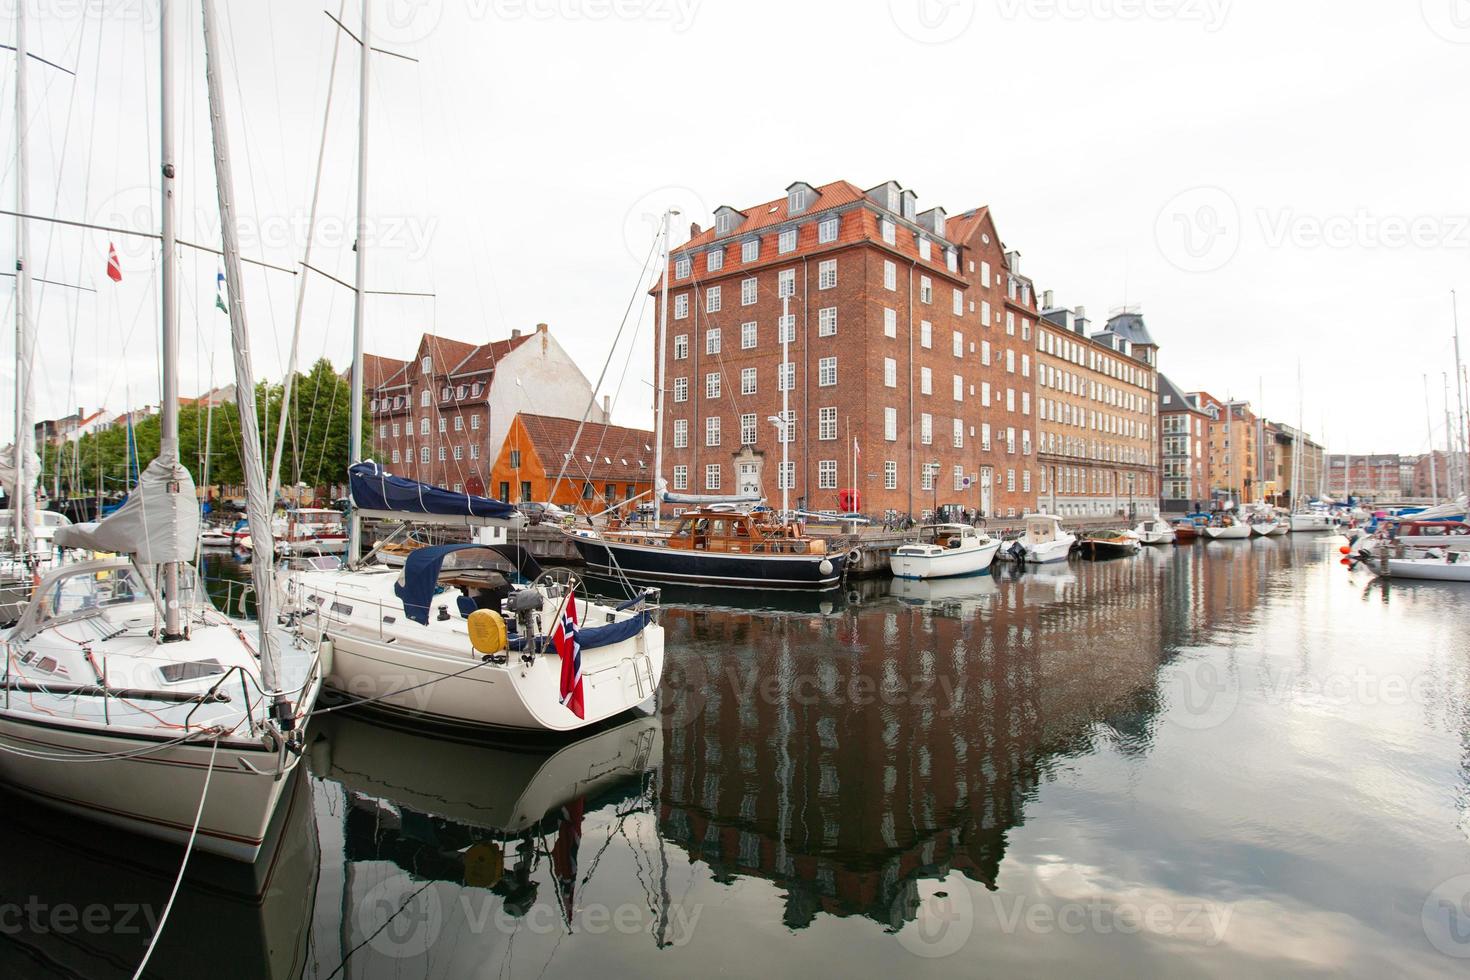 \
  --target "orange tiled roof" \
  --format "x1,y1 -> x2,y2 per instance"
676,179 -> 870,254
515,412 -> 655,484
